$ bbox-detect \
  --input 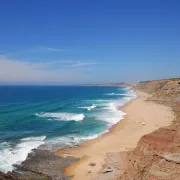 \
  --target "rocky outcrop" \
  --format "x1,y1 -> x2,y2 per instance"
0,149 -> 78,180
120,128 -> 180,179
16,149 -> 78,179
119,78 -> 180,180
0,171 -> 19,180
